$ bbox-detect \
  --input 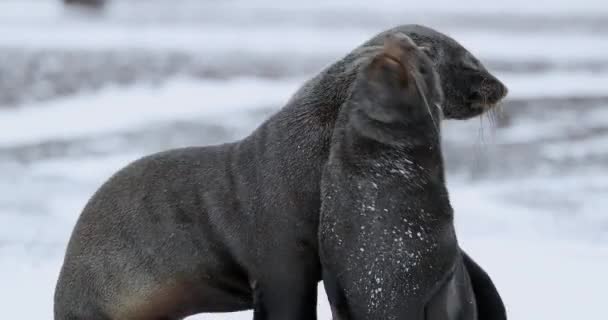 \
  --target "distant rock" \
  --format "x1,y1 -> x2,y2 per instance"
63,0 -> 105,9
